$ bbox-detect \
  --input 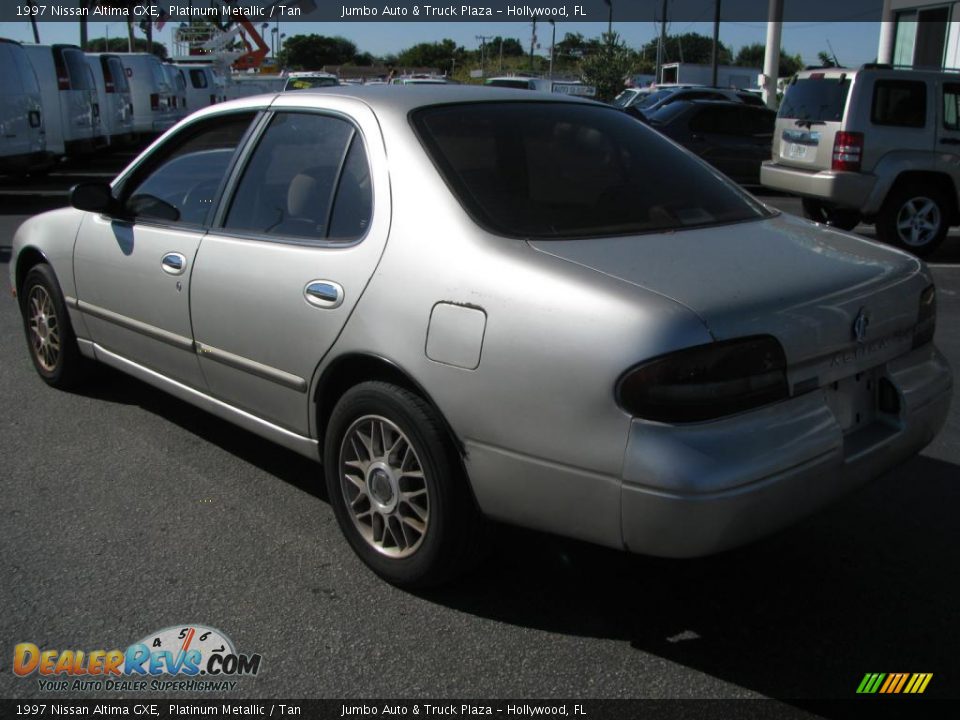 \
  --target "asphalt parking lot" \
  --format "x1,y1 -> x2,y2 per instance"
1,154 -> 958,707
